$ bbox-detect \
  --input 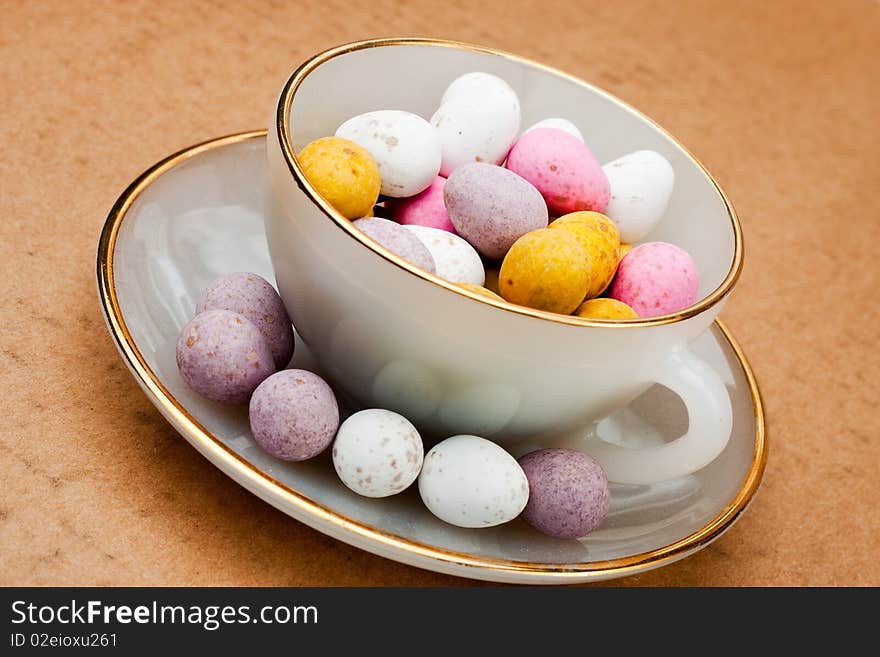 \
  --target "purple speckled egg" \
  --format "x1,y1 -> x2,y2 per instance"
352,217 -> 436,273
608,241 -> 699,317
506,128 -> 610,216
196,272 -> 294,369
444,162 -> 548,260
176,309 -> 275,405
249,369 -> 340,461
385,176 -> 457,234
518,448 -> 610,539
